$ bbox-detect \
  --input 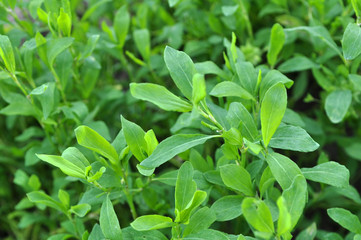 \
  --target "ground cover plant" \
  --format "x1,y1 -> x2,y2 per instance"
1,0 -> 361,239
